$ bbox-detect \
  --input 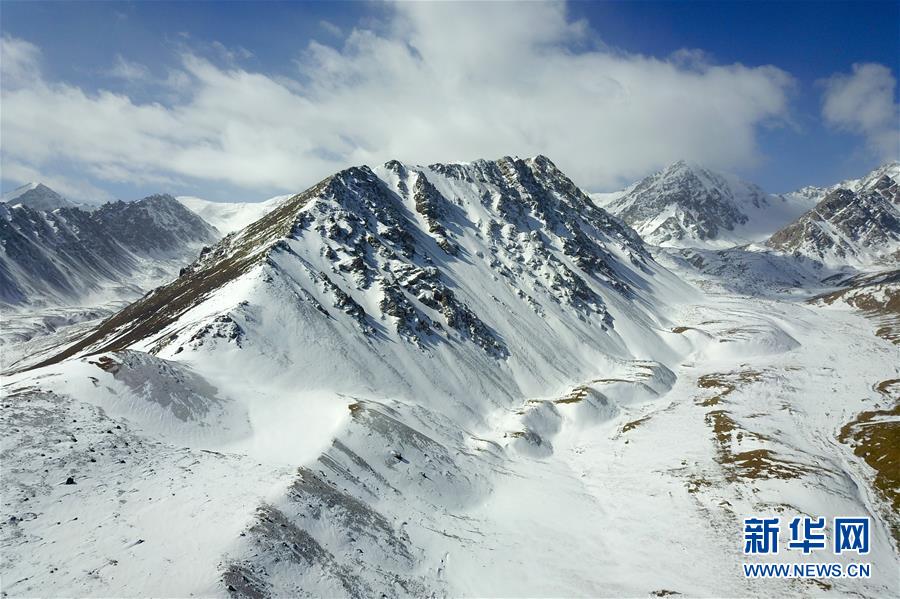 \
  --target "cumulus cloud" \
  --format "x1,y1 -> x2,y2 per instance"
822,63 -> 899,161
1,2 -> 794,199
